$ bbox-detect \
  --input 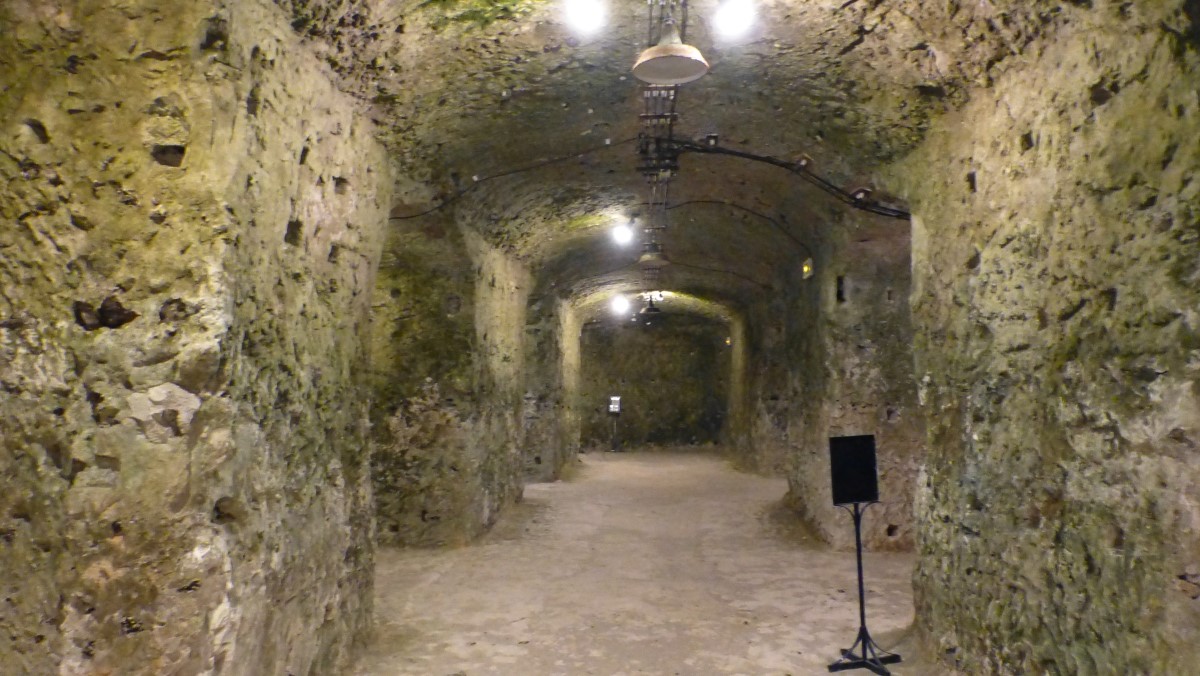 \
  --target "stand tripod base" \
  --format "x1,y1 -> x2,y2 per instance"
827,626 -> 901,675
